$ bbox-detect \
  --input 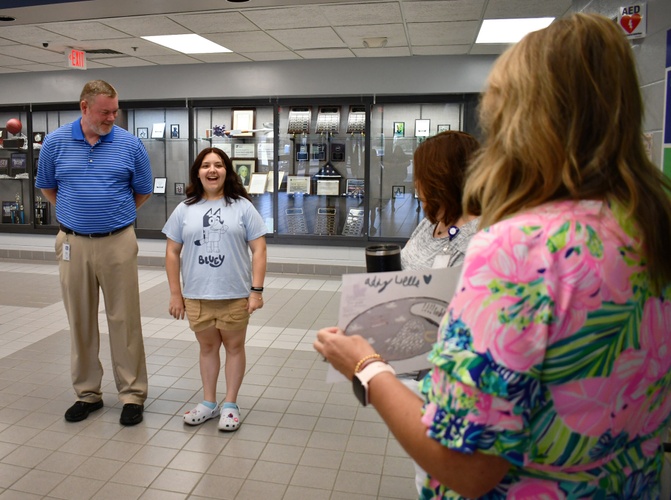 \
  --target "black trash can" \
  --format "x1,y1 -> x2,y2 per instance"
365,244 -> 402,273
